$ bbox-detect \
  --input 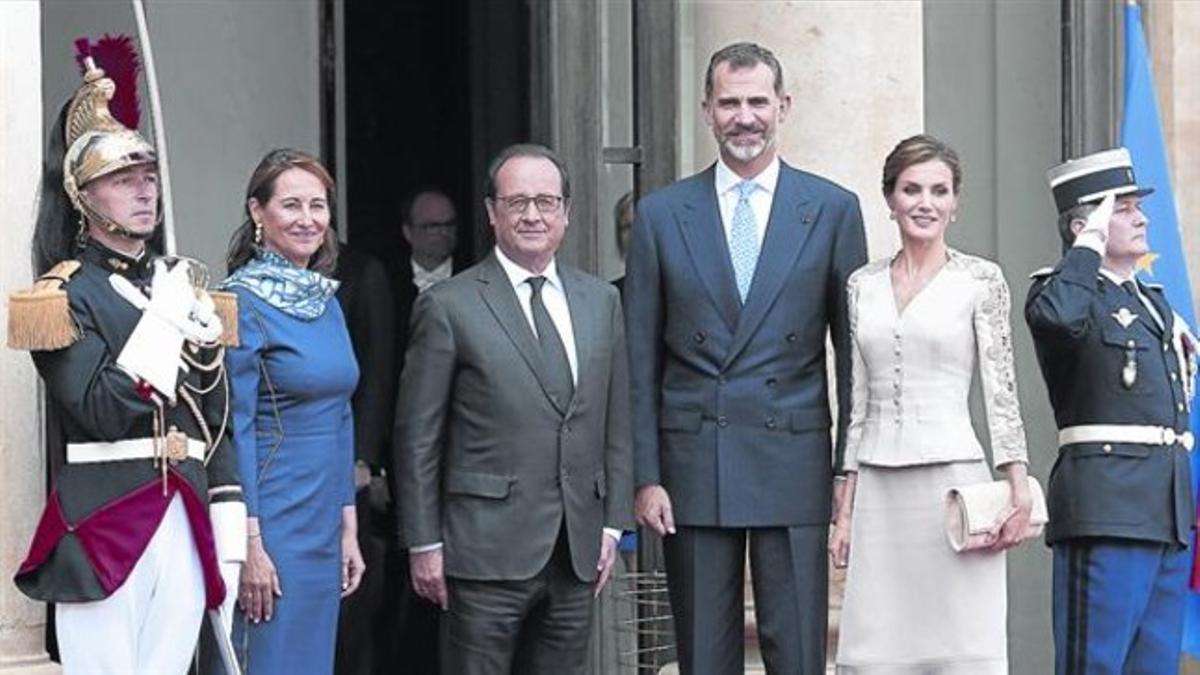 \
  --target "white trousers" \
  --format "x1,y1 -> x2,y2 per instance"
57,493 -> 205,675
